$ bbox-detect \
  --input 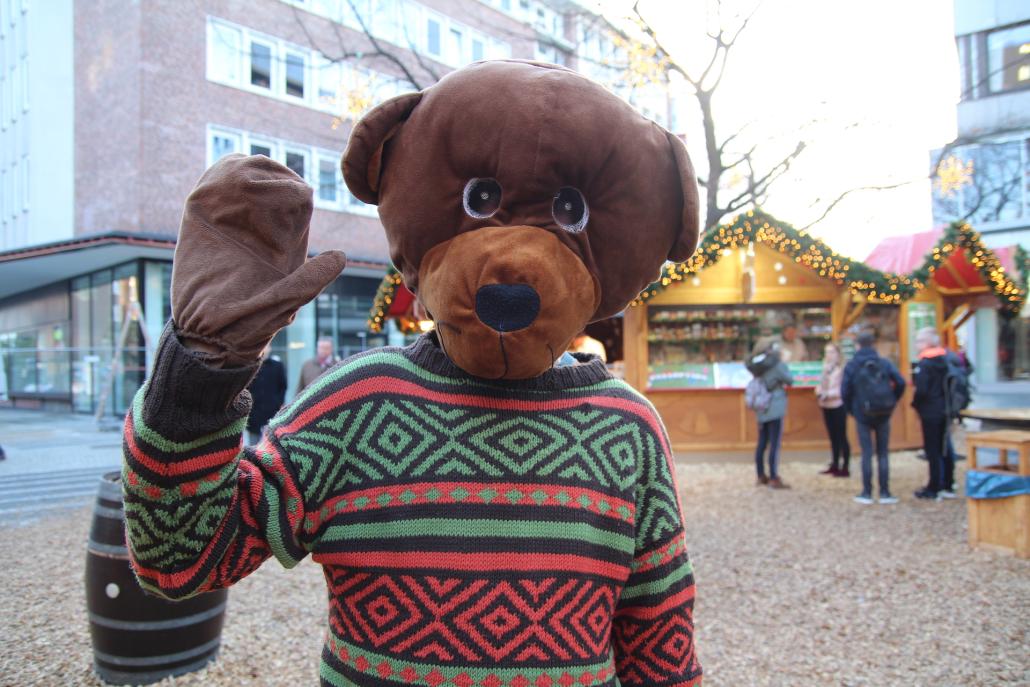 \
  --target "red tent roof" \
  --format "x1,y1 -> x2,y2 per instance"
865,227 -> 1018,292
